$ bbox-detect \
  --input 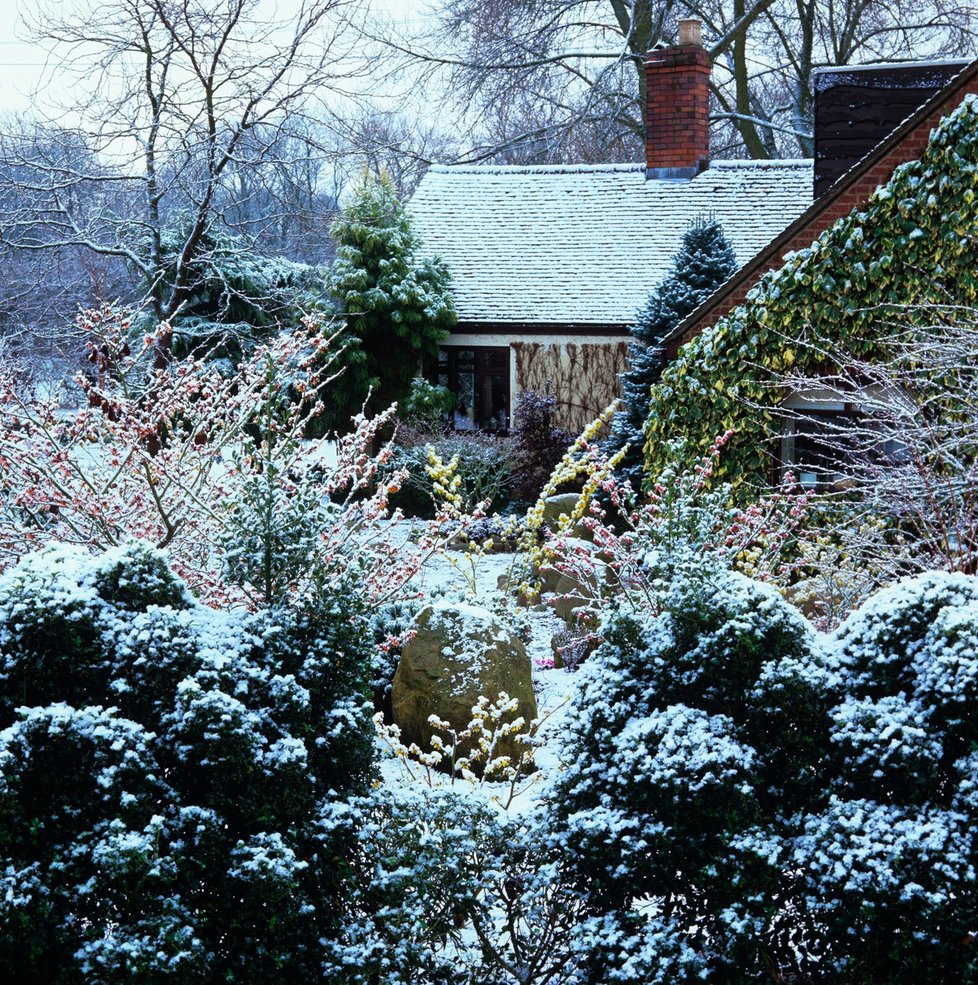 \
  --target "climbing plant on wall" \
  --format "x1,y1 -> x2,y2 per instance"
643,93 -> 978,494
